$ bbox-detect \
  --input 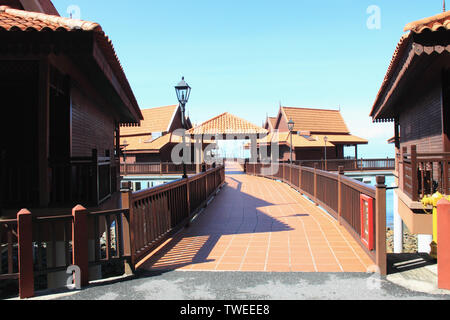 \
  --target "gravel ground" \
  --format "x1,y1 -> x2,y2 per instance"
43,270 -> 450,301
